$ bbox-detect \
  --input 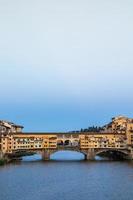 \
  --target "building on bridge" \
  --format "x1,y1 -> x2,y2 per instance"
0,121 -> 23,157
